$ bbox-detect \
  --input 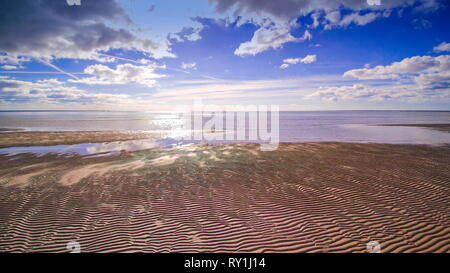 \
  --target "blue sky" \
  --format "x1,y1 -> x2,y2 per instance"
0,0 -> 449,110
